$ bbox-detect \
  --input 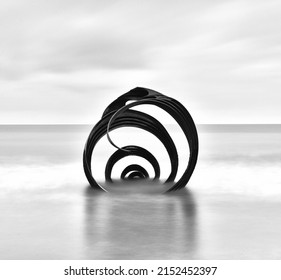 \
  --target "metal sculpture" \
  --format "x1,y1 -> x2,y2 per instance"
83,87 -> 198,192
